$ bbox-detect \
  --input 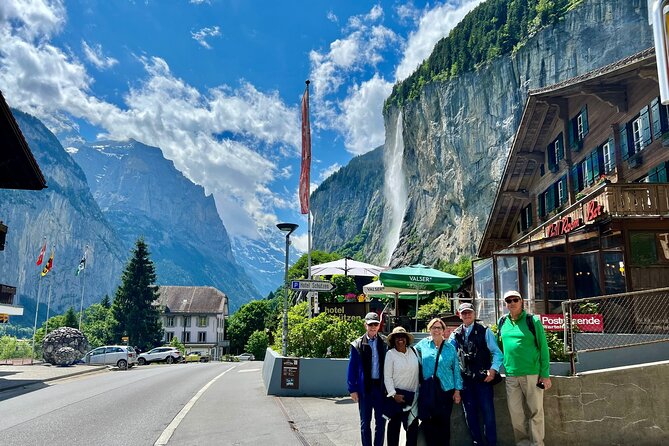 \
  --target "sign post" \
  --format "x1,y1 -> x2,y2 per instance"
290,280 -> 335,292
